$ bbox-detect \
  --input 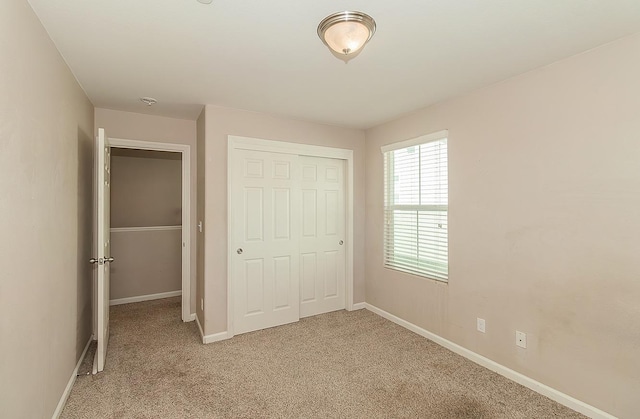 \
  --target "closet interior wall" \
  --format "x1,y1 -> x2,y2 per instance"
109,148 -> 183,302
